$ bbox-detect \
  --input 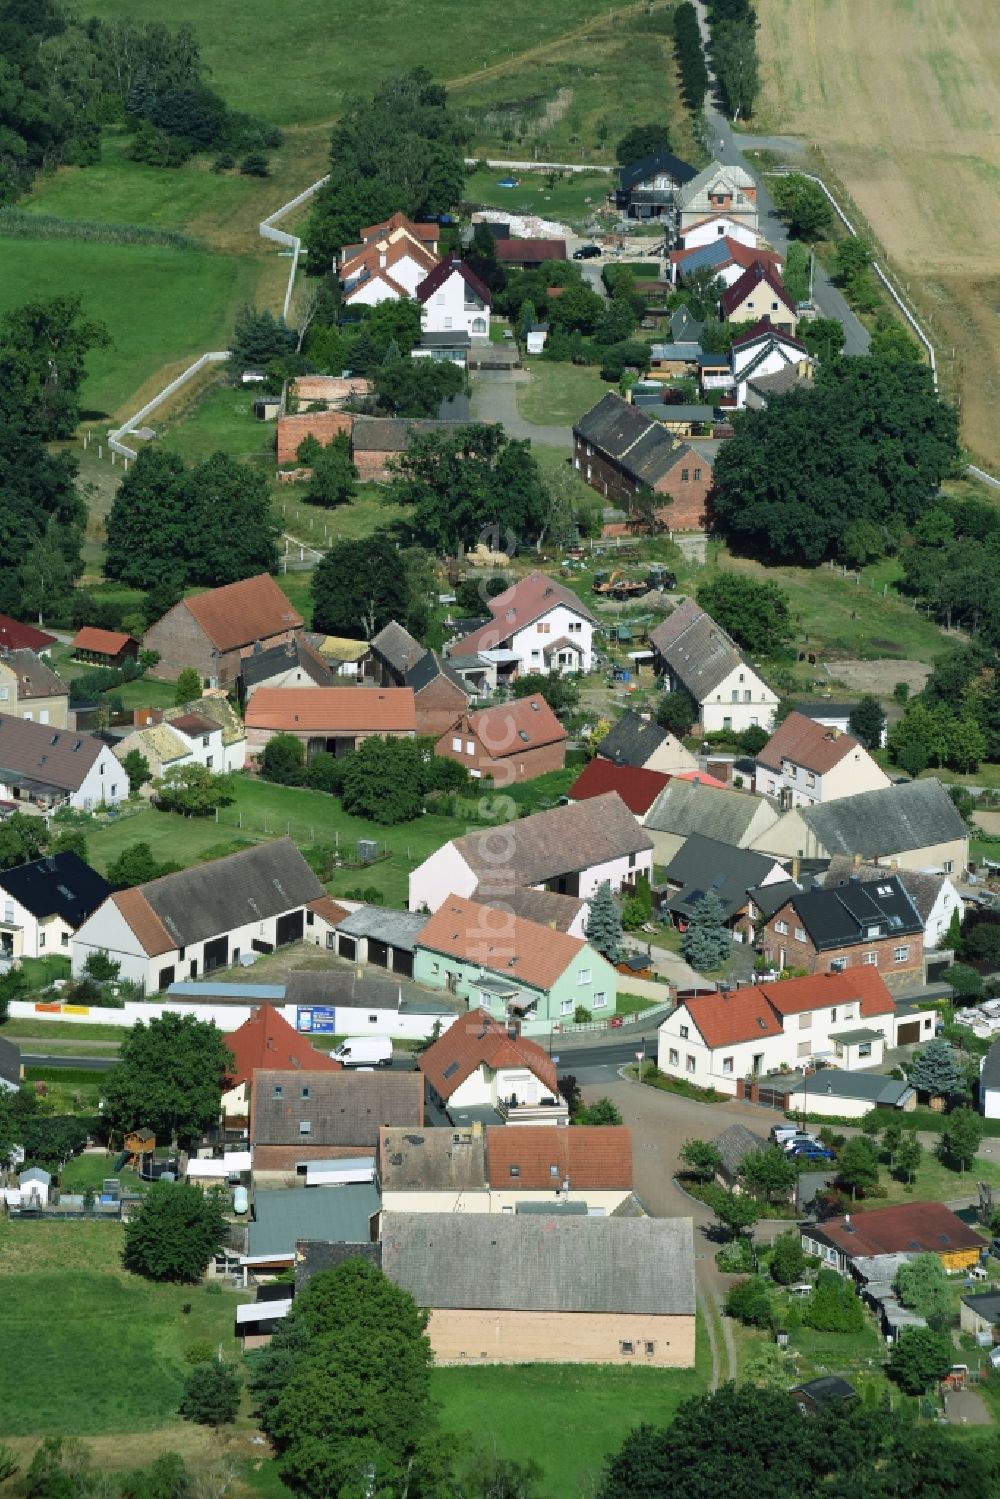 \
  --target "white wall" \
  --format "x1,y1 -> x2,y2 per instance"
698,664 -> 778,734
924,879 -> 961,950
510,603 -> 594,675
421,269 -> 490,337
680,217 -> 757,251
8,996 -> 457,1041
0,743 -> 128,812
755,745 -> 890,808
409,844 -> 477,912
